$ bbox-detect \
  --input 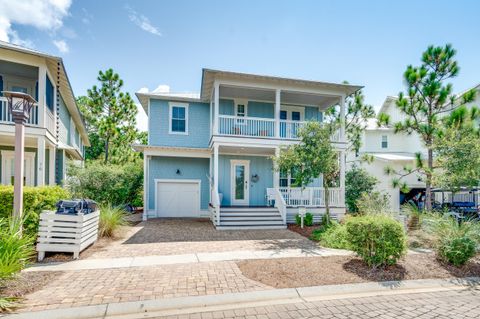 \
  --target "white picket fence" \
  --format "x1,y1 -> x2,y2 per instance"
36,210 -> 99,261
